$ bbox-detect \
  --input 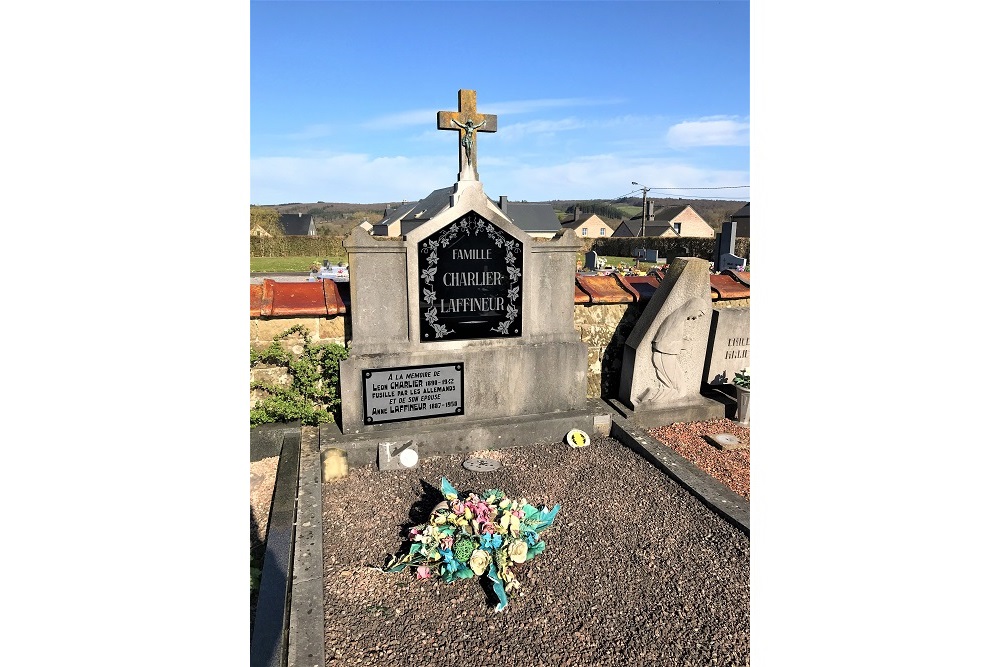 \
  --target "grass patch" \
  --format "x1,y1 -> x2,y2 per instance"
576,255 -> 661,273
251,255 -> 347,272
